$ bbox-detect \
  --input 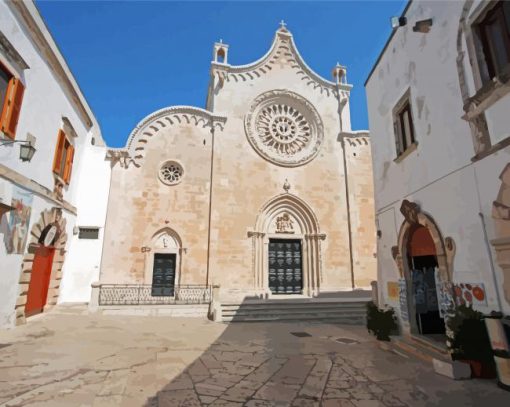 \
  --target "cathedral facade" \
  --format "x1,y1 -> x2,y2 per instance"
100,25 -> 376,302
